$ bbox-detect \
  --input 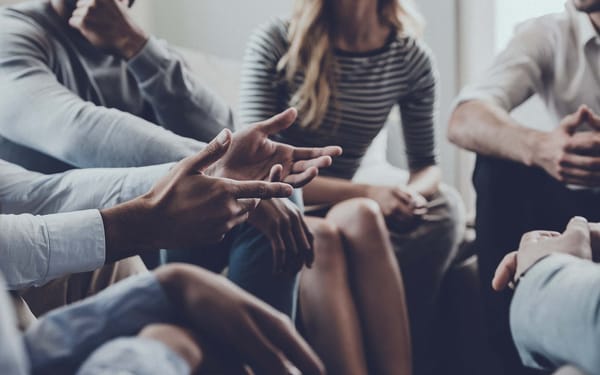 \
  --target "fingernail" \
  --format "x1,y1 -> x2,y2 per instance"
216,129 -> 229,145
287,364 -> 301,375
573,216 -> 588,222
